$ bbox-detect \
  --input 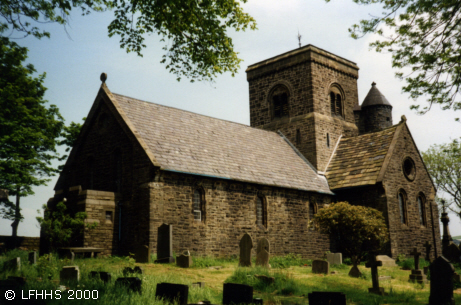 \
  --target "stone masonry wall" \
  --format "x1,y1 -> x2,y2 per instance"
361,105 -> 393,134
382,124 -> 440,260
0,236 -> 40,251
247,48 -> 359,170
148,171 -> 333,258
